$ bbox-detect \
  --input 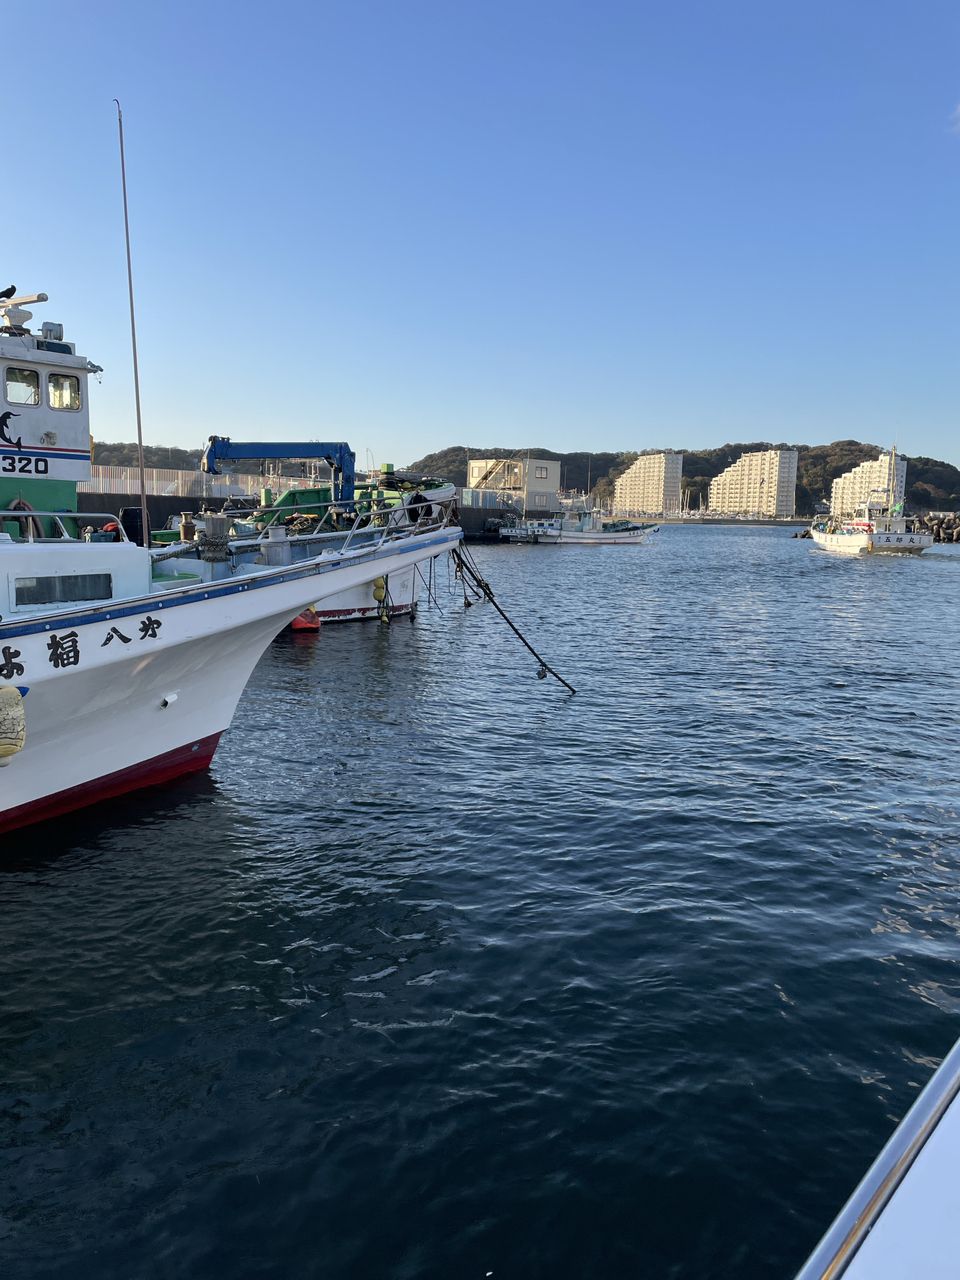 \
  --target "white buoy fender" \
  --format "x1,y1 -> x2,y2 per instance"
0,686 -> 26,764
